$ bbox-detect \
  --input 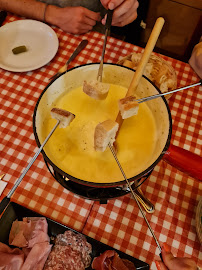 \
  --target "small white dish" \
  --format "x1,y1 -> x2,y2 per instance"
0,19 -> 59,72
